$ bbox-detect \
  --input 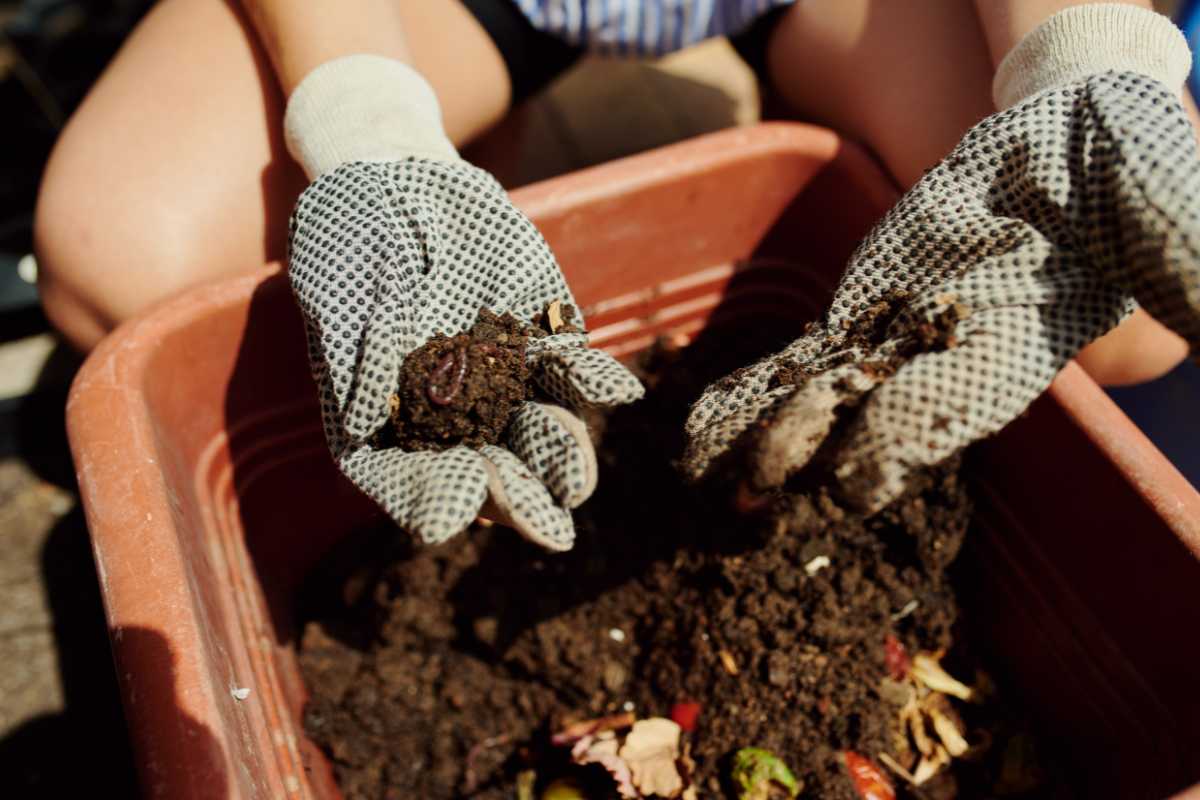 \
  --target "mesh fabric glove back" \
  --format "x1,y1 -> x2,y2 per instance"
685,71 -> 1200,511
